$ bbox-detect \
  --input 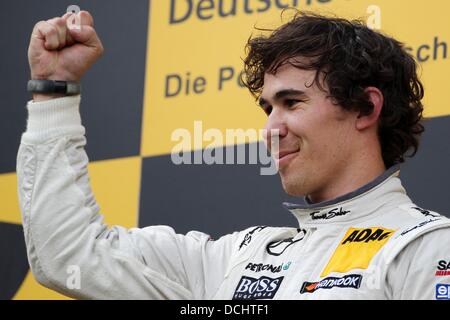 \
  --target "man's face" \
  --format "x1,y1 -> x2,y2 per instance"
260,62 -> 359,201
